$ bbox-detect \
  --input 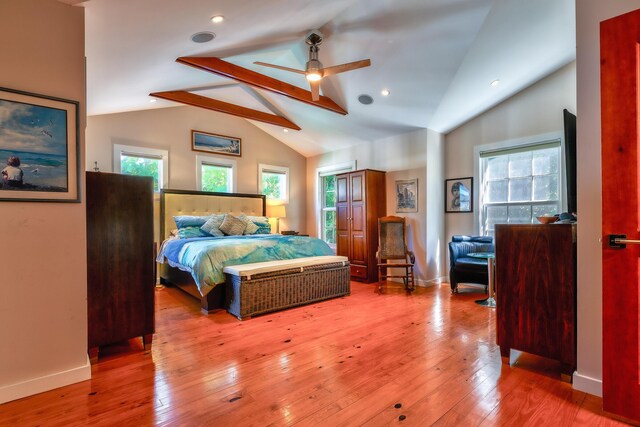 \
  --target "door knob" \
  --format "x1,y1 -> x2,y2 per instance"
608,234 -> 640,248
